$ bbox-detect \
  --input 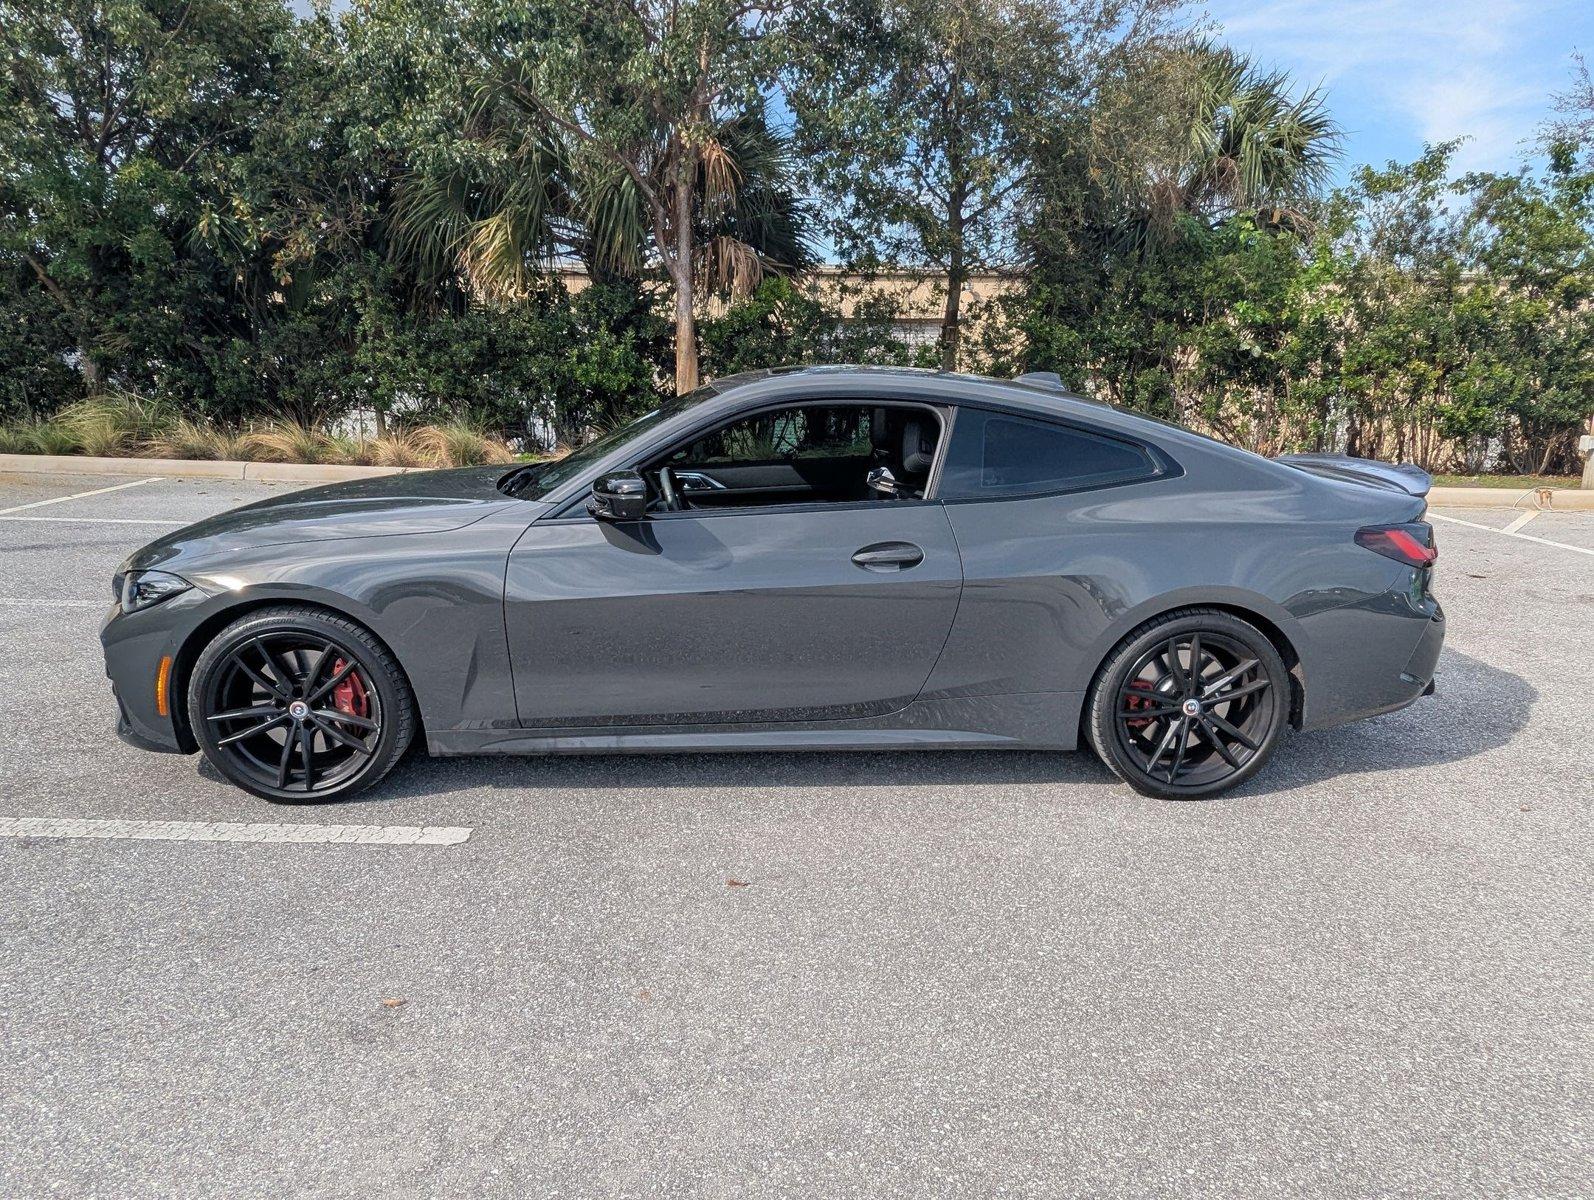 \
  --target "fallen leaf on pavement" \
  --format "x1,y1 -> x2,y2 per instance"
381,997 -> 408,1008
726,878 -> 749,888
